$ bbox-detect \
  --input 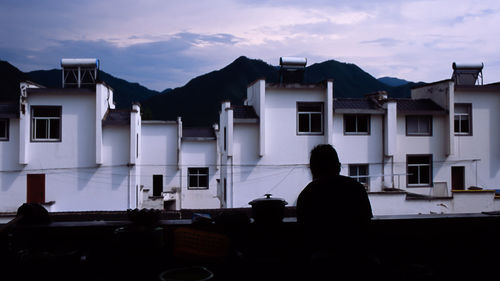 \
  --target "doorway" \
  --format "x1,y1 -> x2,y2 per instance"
451,166 -> 465,190
27,174 -> 45,203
